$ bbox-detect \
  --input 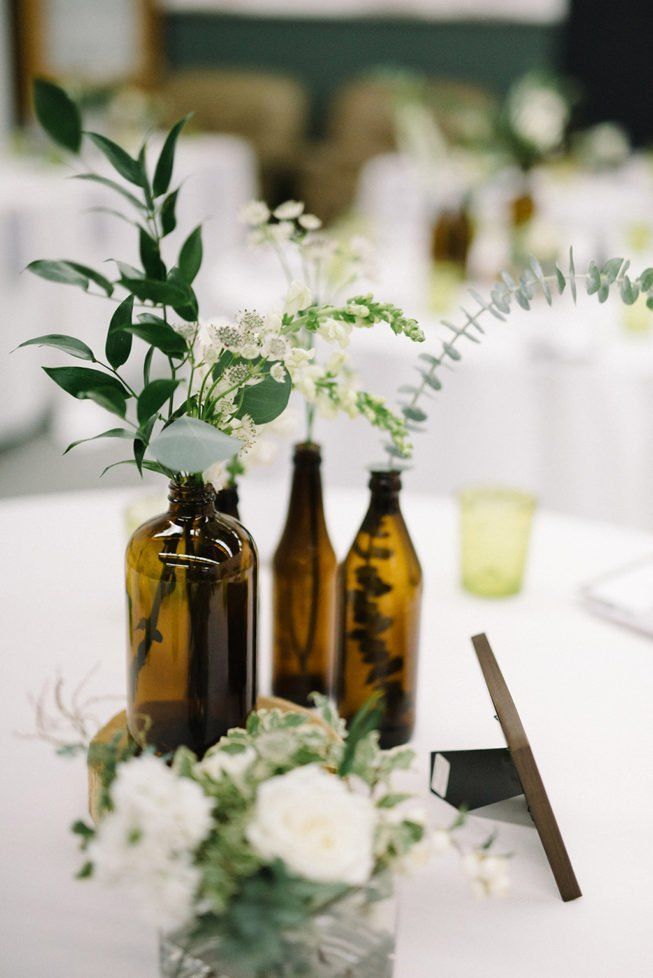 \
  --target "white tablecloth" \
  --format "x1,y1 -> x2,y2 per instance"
1,482 -> 652,977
